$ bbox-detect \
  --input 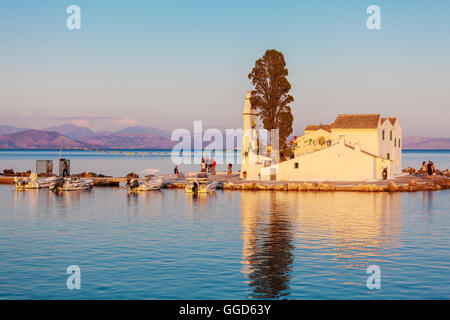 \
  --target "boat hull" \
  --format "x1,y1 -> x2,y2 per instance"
49,178 -> 94,192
